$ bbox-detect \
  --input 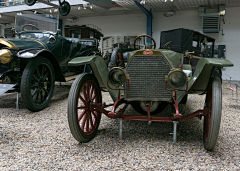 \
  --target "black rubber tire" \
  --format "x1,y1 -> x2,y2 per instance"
59,1 -> 71,16
180,94 -> 188,104
25,0 -> 36,6
108,47 -> 124,70
21,57 -> 55,112
203,76 -> 222,151
68,73 -> 102,143
131,101 -> 169,115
